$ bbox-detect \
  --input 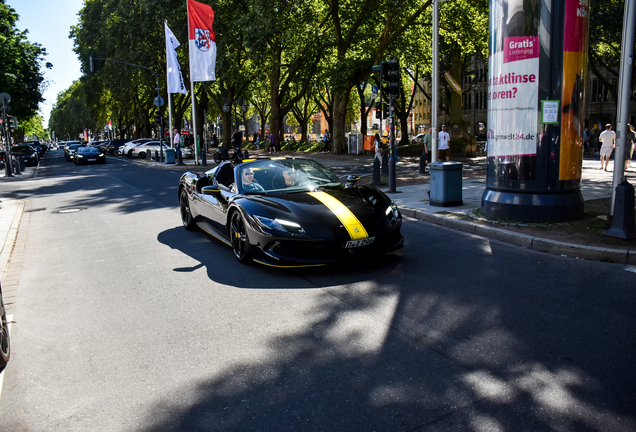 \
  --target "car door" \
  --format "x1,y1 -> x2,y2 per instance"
194,163 -> 236,235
